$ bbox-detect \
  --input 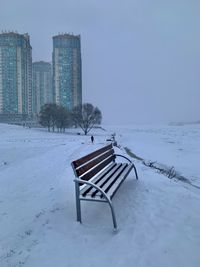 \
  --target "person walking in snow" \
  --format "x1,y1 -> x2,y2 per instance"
91,135 -> 94,144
